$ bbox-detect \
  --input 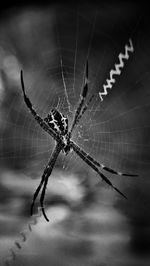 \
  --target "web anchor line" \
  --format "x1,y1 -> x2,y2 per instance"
99,38 -> 134,102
